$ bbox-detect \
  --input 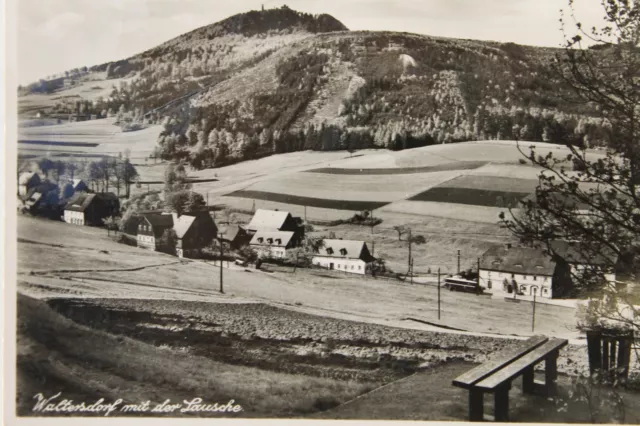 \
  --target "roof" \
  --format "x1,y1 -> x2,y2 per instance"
19,172 -> 39,185
72,178 -> 87,188
171,213 -> 197,239
141,212 -> 174,228
550,240 -> 617,266
316,239 -> 373,261
64,193 -> 96,212
247,209 -> 291,231
250,231 -> 295,248
480,245 -> 556,276
25,191 -> 43,207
